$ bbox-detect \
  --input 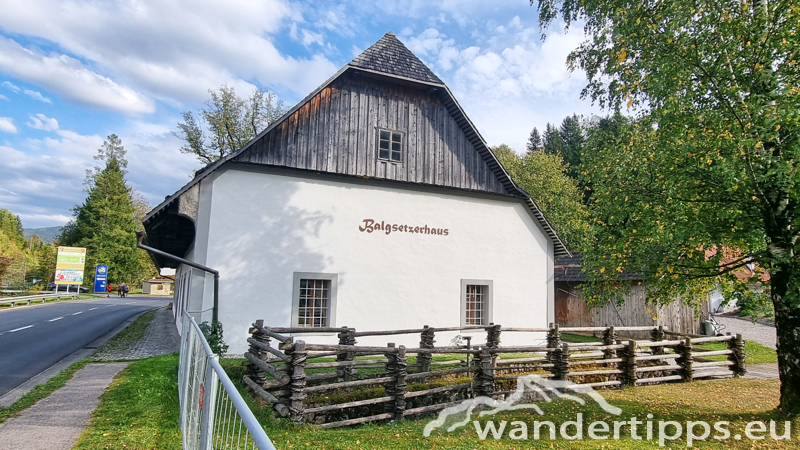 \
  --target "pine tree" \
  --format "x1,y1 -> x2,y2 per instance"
63,135 -> 139,285
559,114 -> 584,179
526,127 -> 543,153
542,123 -> 564,156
